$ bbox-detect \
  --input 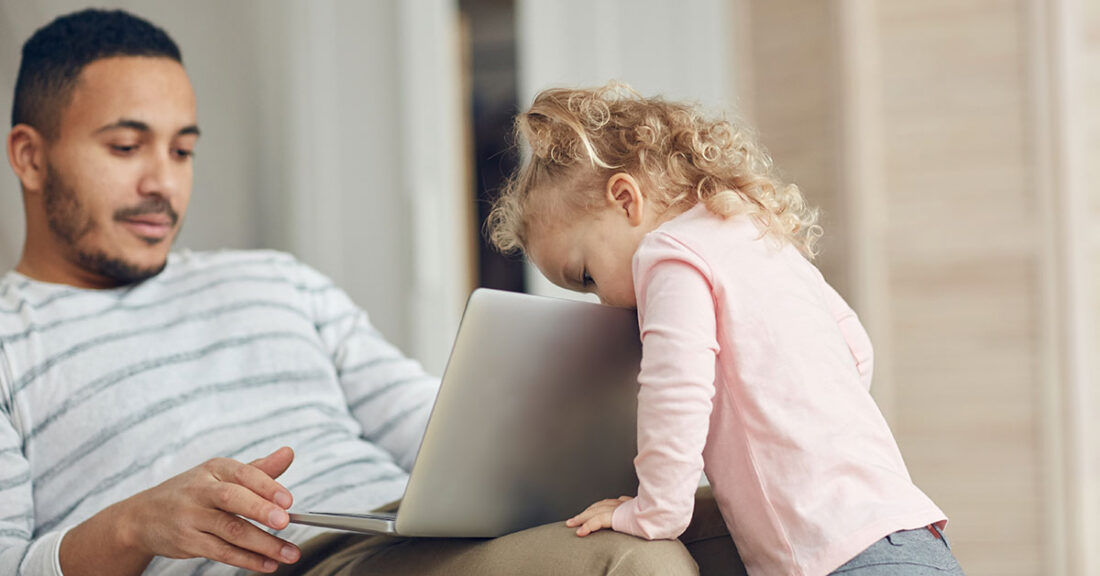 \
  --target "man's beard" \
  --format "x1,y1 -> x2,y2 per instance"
43,165 -> 179,285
